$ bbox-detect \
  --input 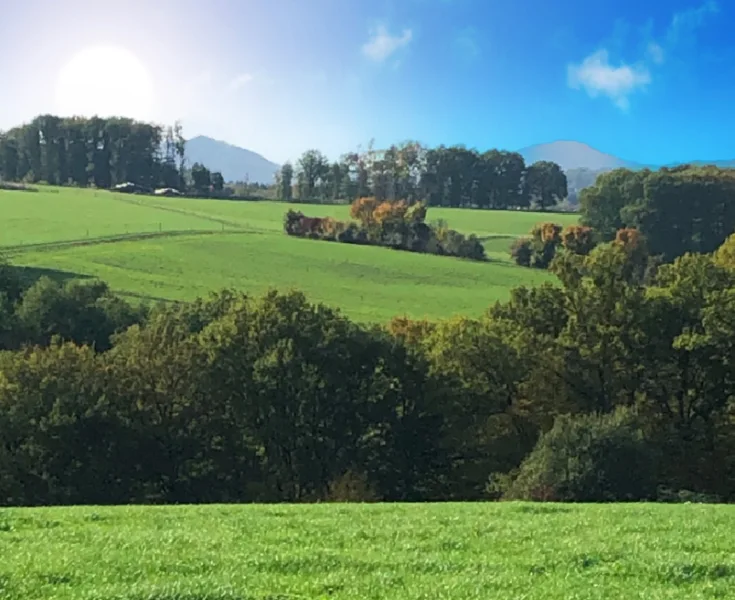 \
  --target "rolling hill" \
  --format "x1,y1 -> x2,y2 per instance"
185,135 -> 280,184
1,186 -> 578,323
